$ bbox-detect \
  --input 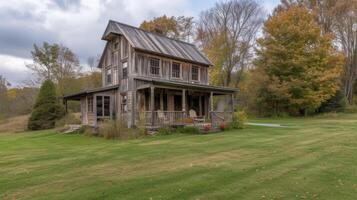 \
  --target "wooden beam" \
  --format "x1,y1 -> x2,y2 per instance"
199,95 -> 202,116
231,93 -> 235,112
182,89 -> 186,112
150,86 -> 155,126
210,92 -> 214,112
